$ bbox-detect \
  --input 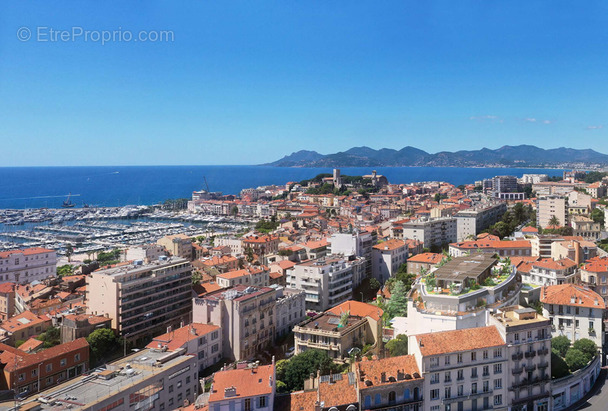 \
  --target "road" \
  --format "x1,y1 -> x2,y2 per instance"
571,369 -> 608,410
